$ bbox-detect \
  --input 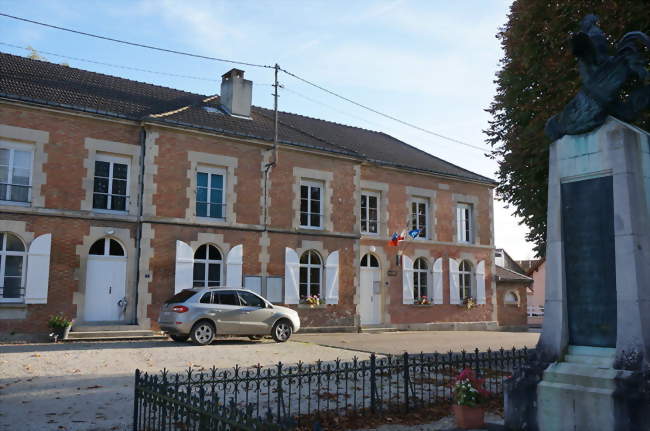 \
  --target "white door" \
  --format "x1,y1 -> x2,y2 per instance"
359,254 -> 381,325
84,238 -> 127,322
